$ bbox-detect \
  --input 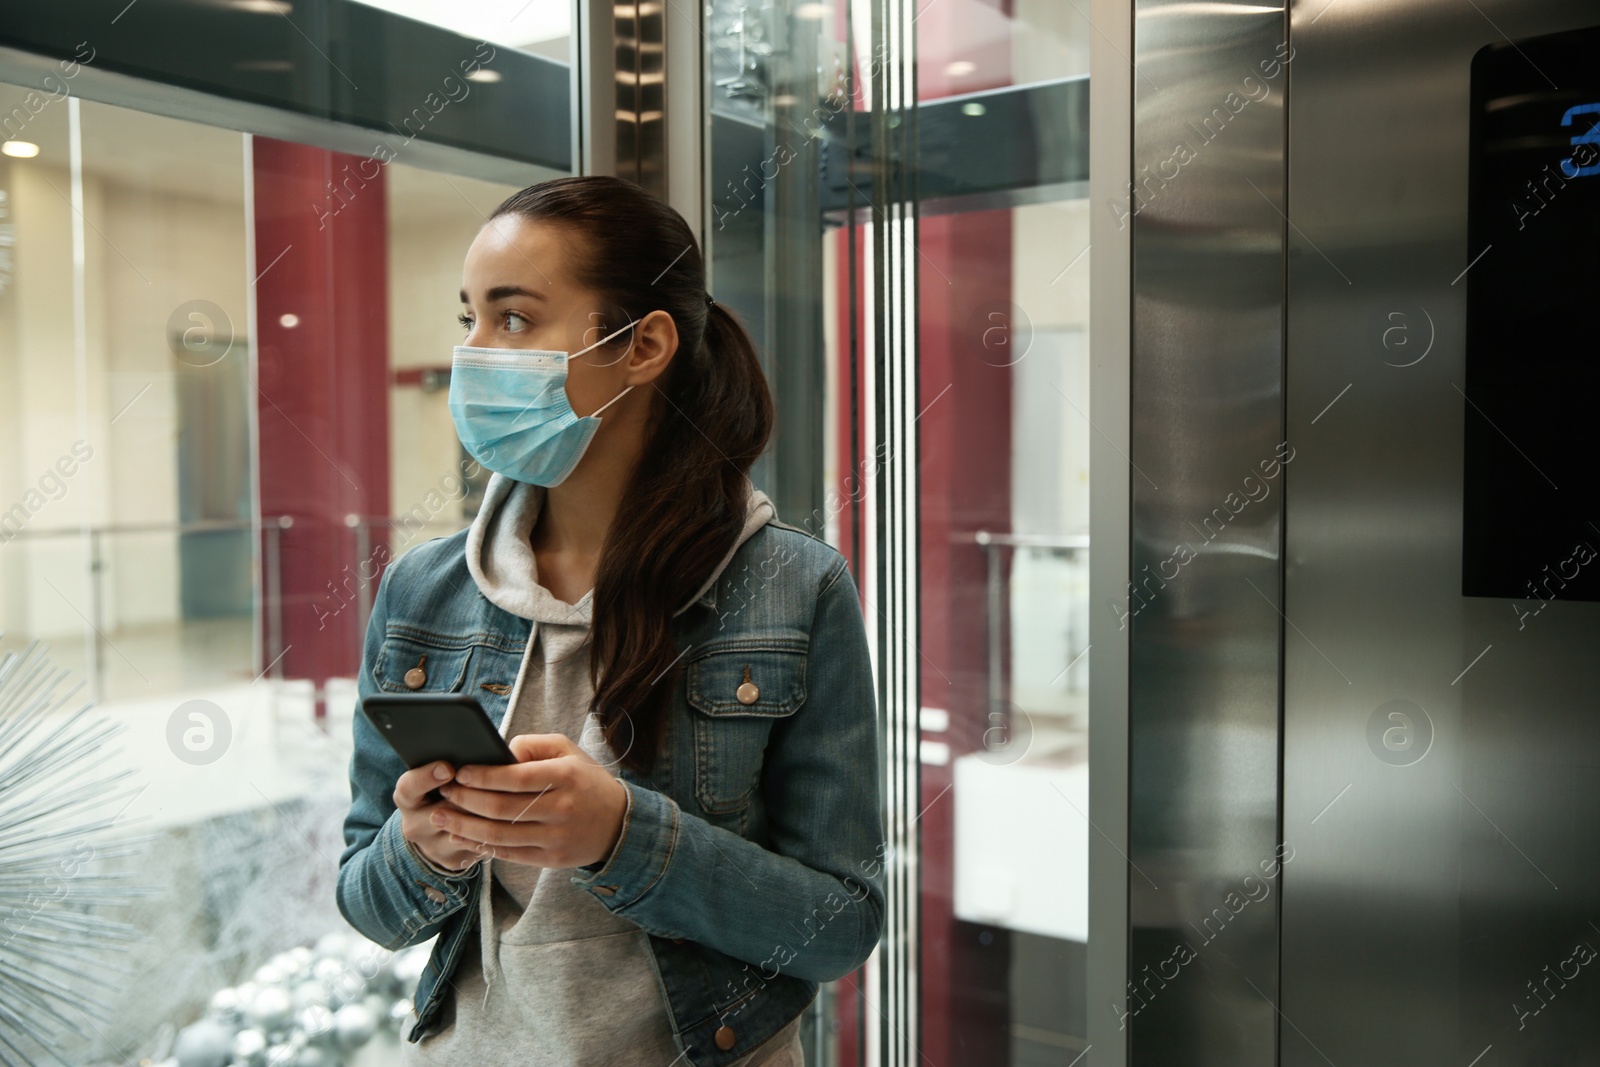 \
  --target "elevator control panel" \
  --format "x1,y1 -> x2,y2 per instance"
1463,23 -> 1600,601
